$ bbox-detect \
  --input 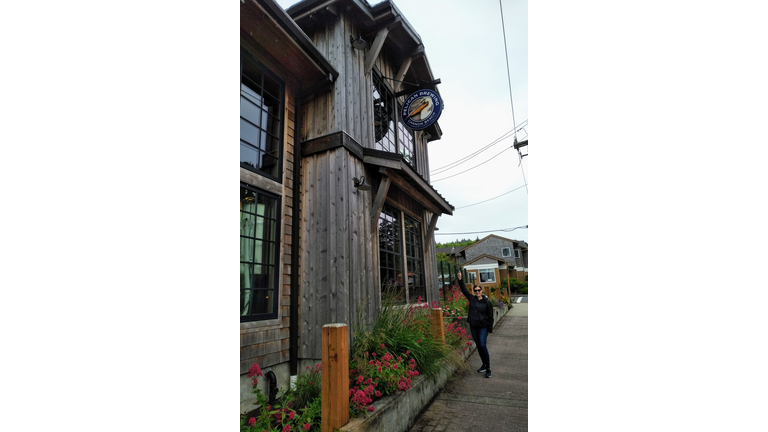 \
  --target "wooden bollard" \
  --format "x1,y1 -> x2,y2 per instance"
321,323 -> 349,432
430,308 -> 445,344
